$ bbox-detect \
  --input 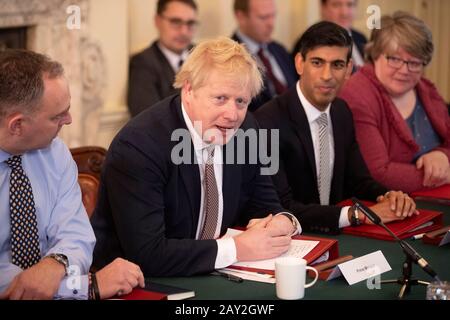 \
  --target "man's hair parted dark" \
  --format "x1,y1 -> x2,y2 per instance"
157,0 -> 197,15
233,0 -> 250,14
295,21 -> 353,62
0,49 -> 64,119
